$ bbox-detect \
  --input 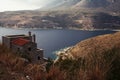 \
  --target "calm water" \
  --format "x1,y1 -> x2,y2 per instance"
0,27 -> 116,58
